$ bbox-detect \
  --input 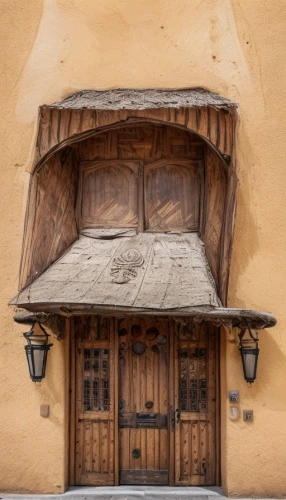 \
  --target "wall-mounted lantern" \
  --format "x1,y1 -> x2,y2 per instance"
24,322 -> 53,382
238,328 -> 259,384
